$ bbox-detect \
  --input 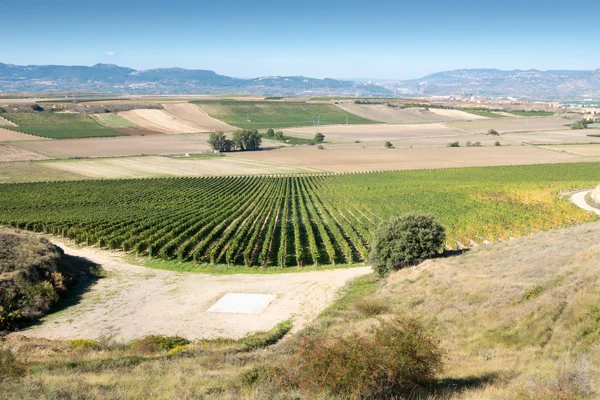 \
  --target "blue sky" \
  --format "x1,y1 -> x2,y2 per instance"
3,0 -> 600,79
